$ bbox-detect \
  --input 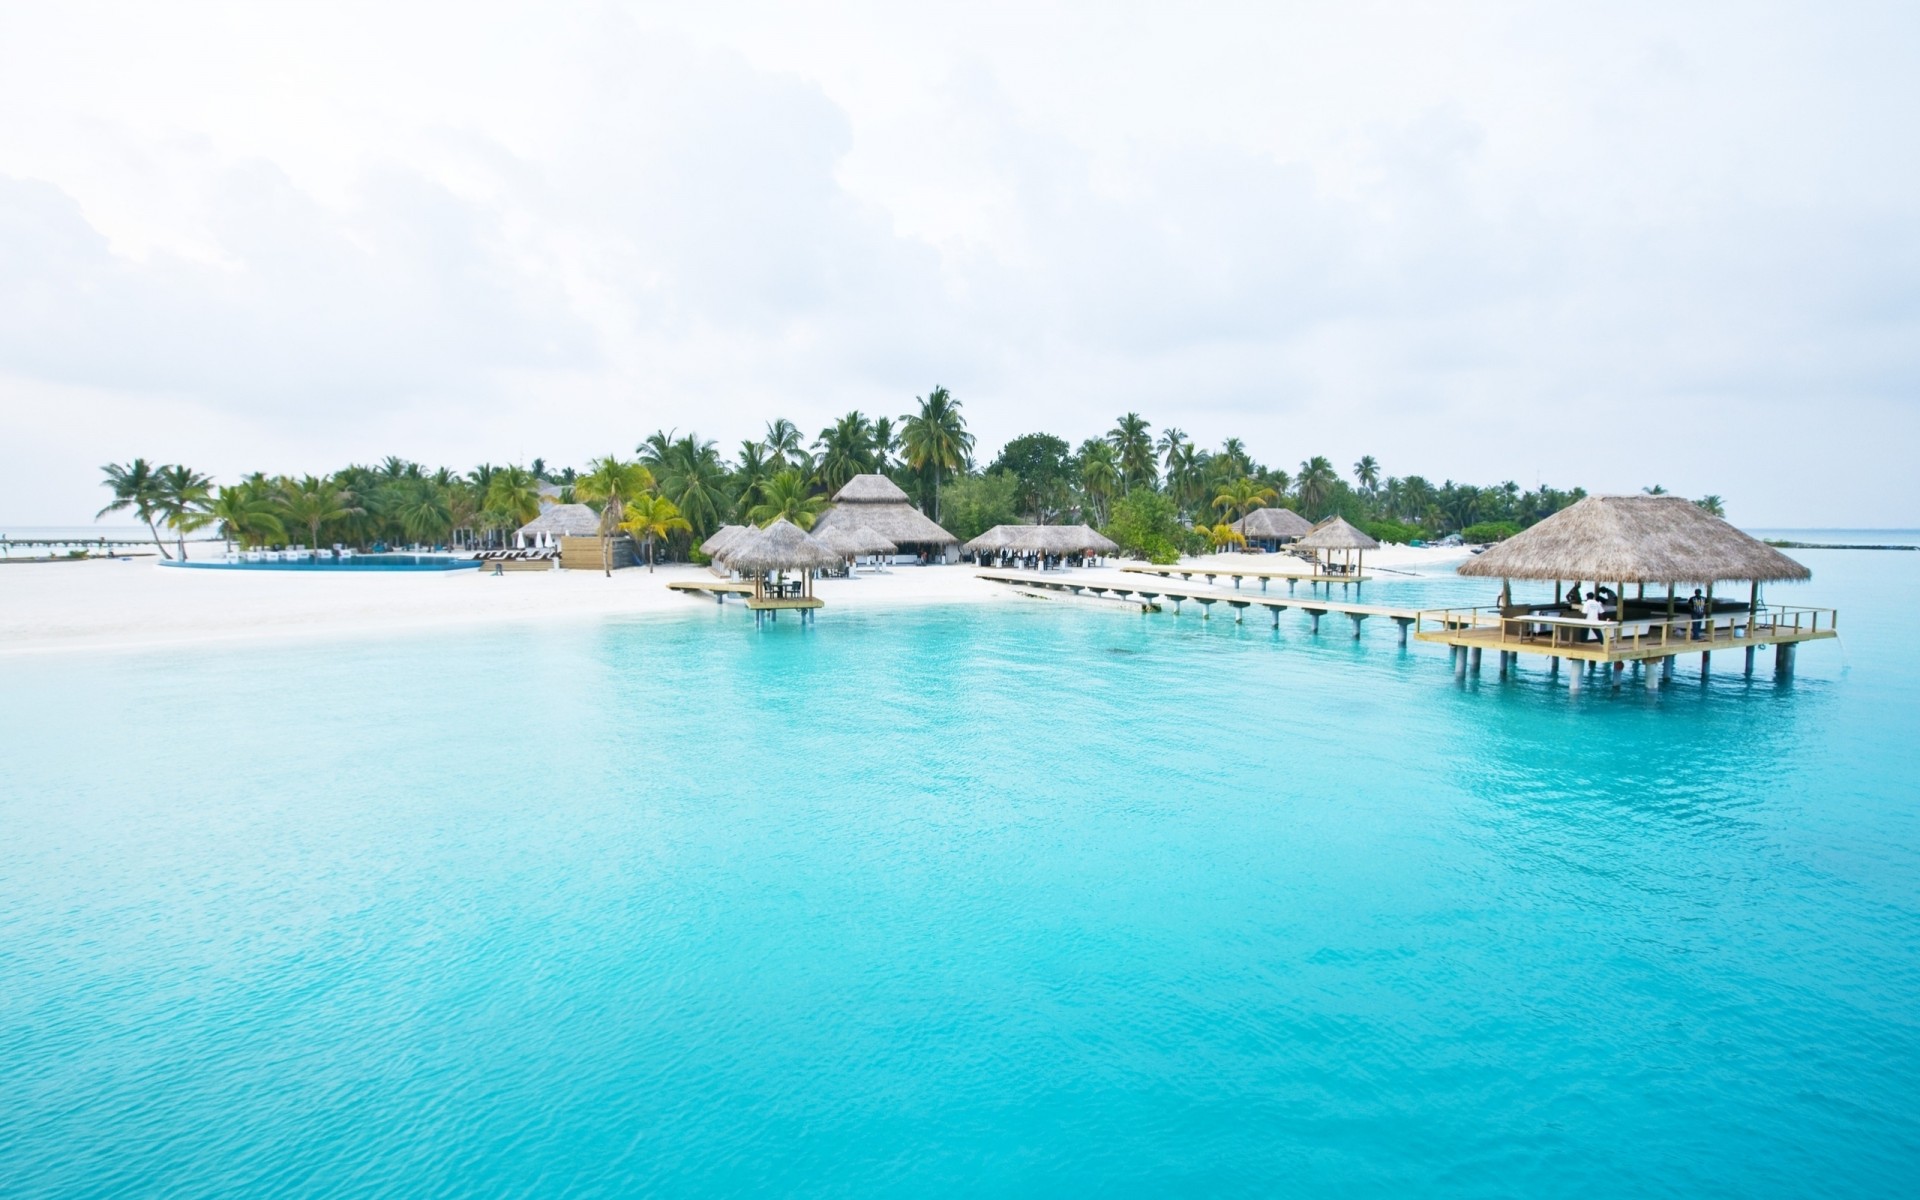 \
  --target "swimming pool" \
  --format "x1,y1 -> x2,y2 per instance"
2,547 -> 1915,1195
159,552 -> 481,571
